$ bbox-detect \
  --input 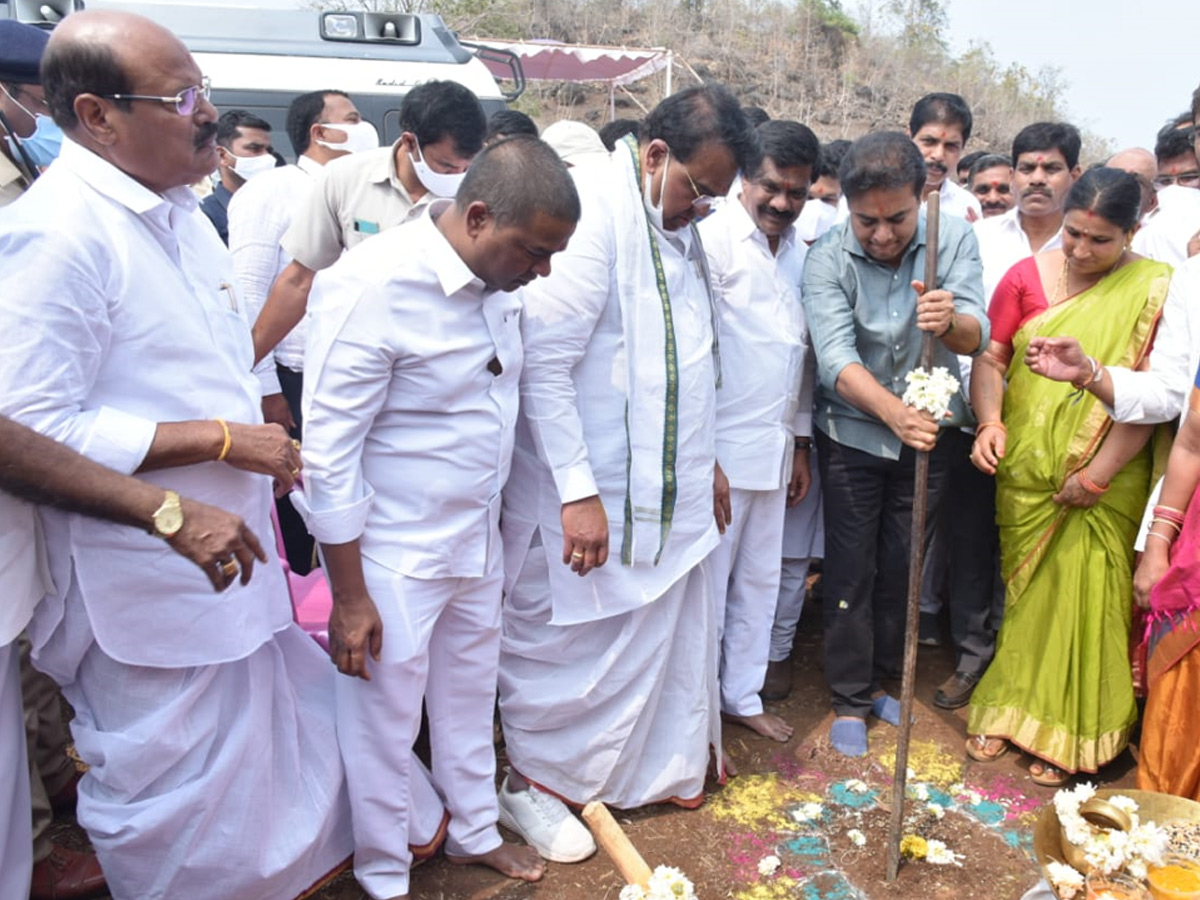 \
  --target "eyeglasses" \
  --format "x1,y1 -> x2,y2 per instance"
679,160 -> 716,211
1153,171 -> 1200,190
101,76 -> 212,116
